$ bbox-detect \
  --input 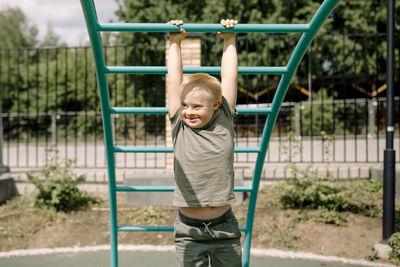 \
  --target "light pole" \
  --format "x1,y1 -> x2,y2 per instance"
382,0 -> 396,241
